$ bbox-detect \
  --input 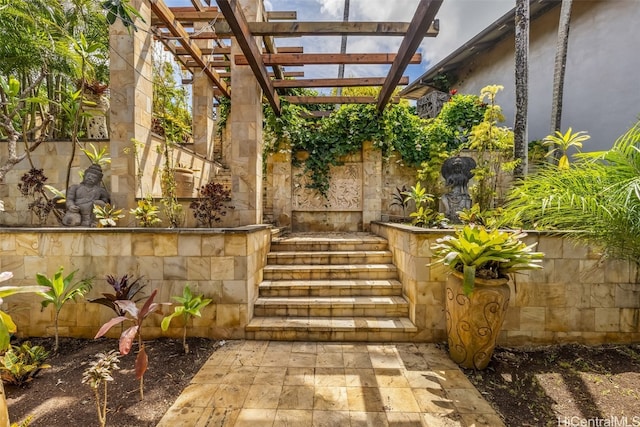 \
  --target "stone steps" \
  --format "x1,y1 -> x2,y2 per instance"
246,233 -> 416,341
